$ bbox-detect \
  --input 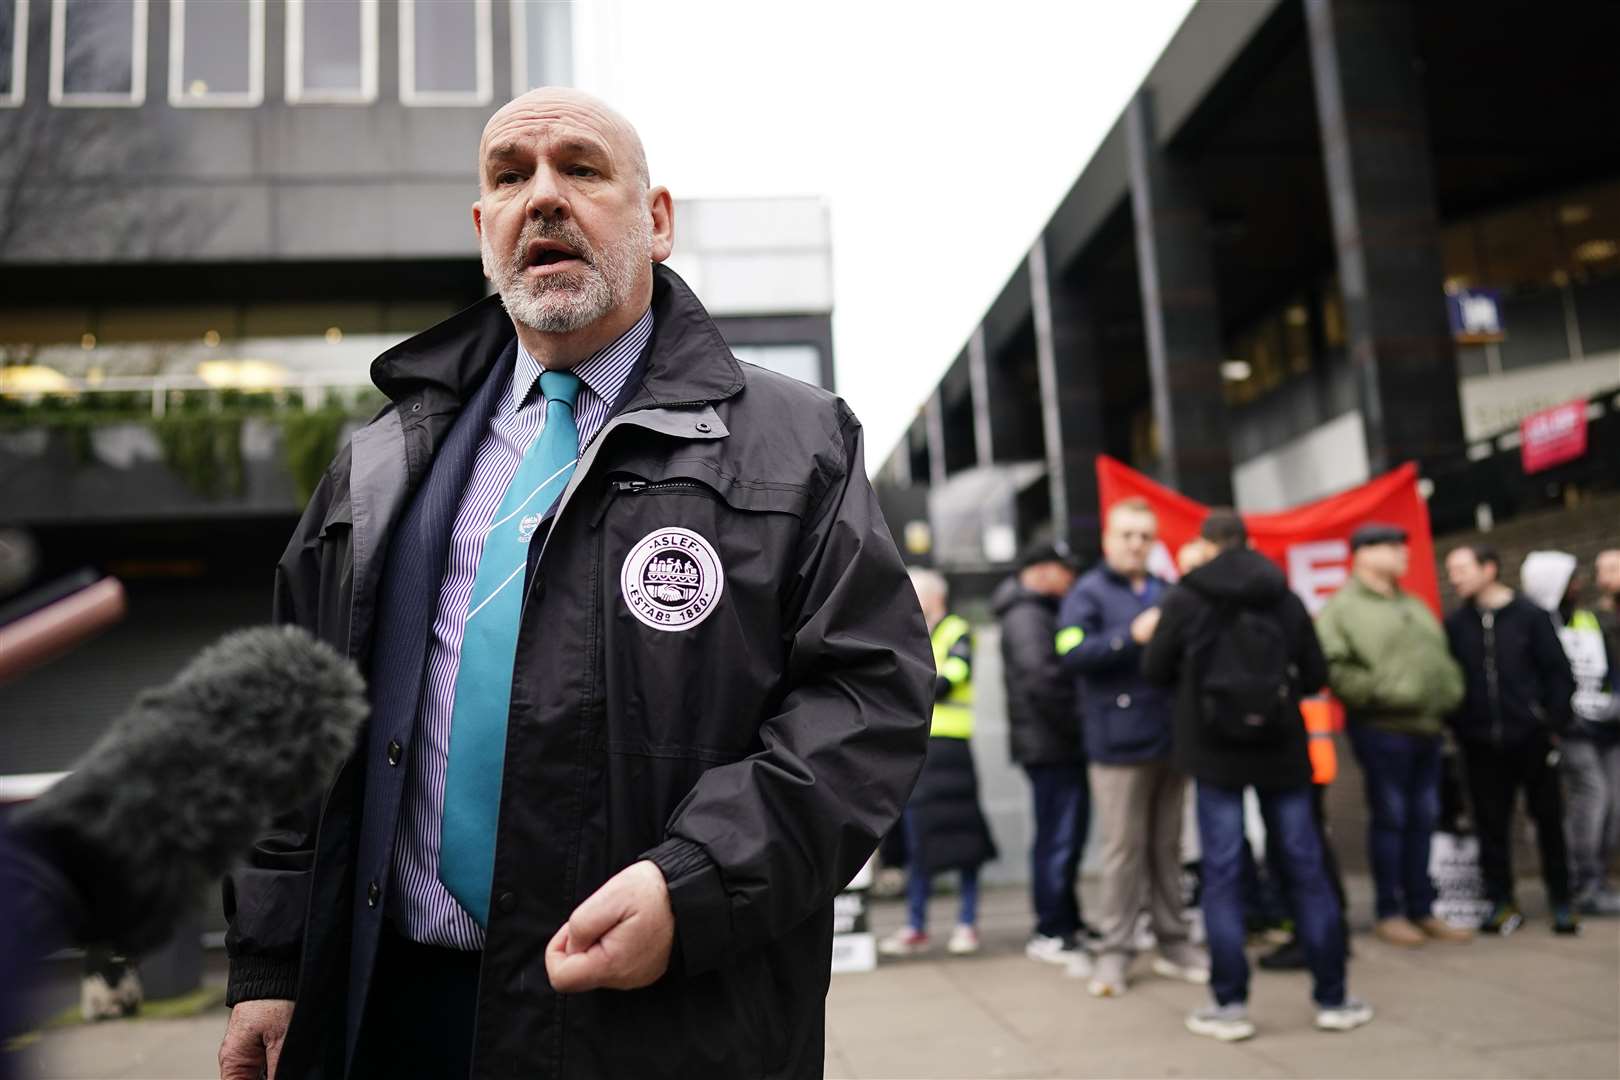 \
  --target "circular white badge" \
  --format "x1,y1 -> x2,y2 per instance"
620,526 -> 725,632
